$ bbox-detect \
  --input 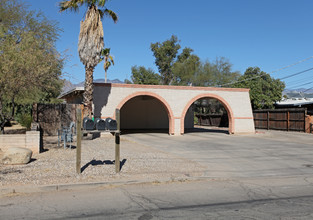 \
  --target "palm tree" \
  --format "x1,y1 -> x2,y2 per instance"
100,48 -> 114,83
59,0 -> 118,117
